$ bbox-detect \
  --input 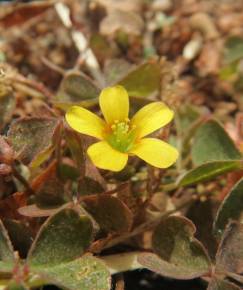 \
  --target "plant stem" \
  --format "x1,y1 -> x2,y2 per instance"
12,166 -> 34,196
0,280 -> 9,288
101,252 -> 143,274
27,274 -> 48,288
159,182 -> 178,191
226,272 -> 243,284
103,192 -> 207,250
